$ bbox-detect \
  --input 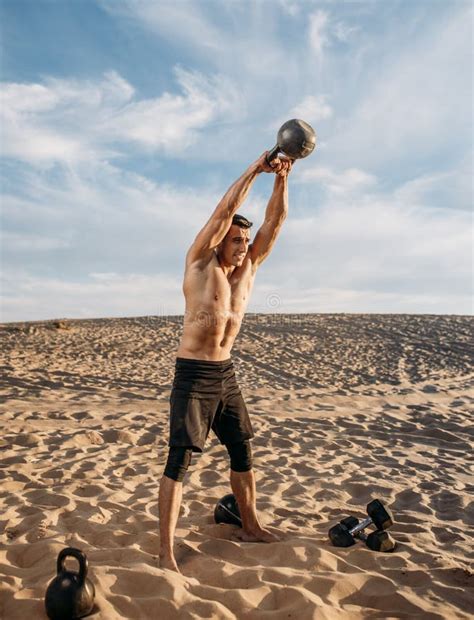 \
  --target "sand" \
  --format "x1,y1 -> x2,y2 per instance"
0,313 -> 473,619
